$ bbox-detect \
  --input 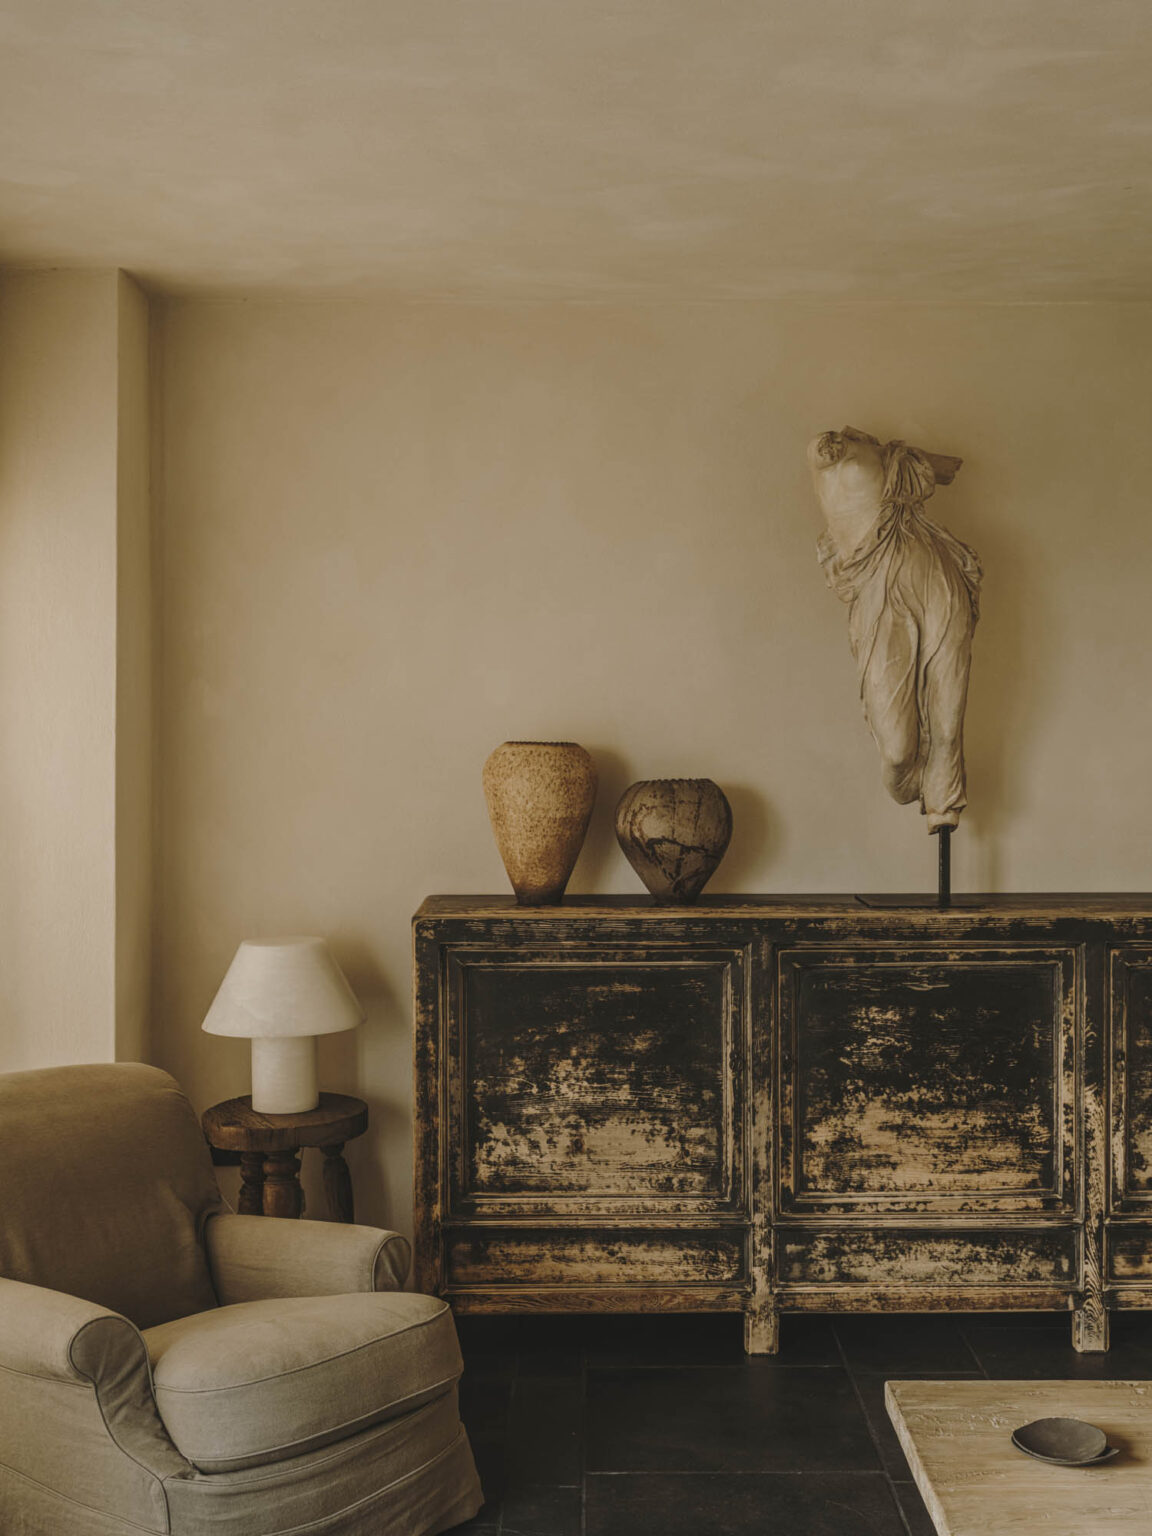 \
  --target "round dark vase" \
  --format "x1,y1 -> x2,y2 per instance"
483,741 -> 598,905
615,778 -> 733,904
